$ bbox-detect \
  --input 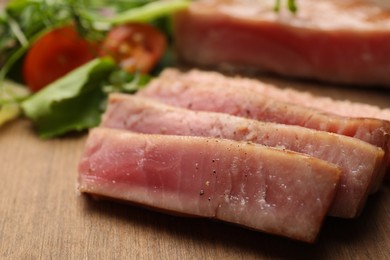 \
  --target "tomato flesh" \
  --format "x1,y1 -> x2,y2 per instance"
100,23 -> 166,74
23,25 -> 96,92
